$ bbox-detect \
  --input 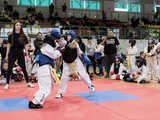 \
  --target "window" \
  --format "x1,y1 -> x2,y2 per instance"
114,0 -> 140,12
70,0 -> 100,10
70,0 -> 84,9
17,0 -> 52,6
155,5 -> 160,13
